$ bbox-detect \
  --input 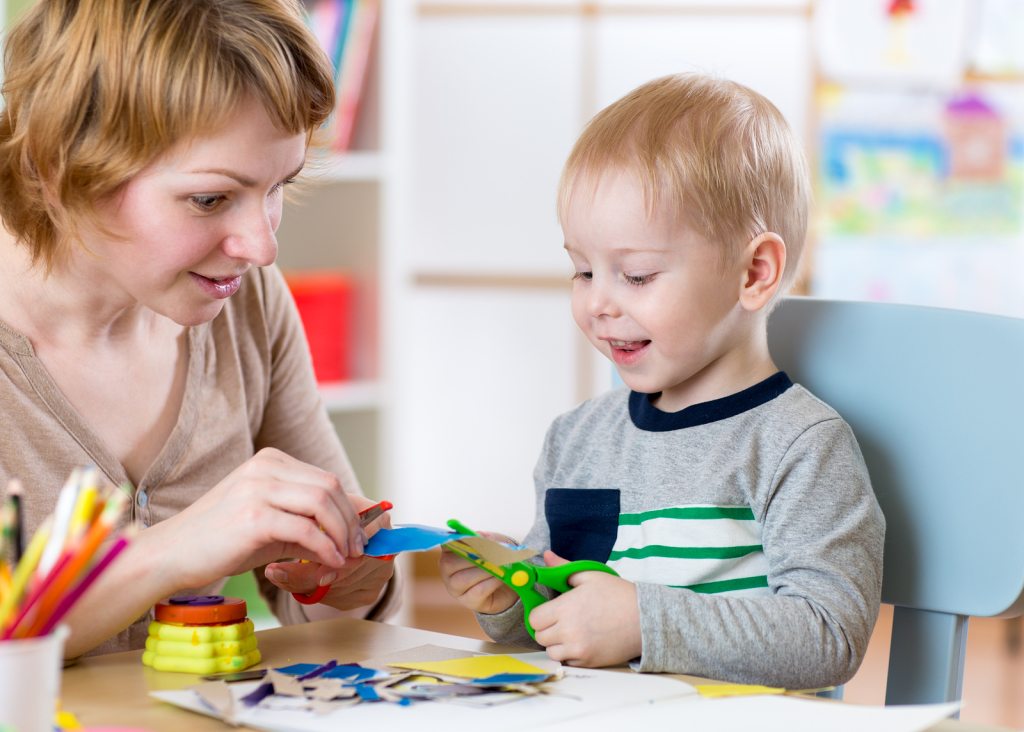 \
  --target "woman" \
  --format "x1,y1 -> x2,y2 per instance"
0,0 -> 397,657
